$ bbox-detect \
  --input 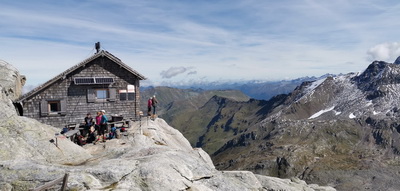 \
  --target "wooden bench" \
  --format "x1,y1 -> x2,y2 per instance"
63,129 -> 79,142
108,121 -> 125,128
